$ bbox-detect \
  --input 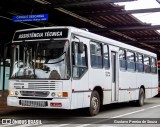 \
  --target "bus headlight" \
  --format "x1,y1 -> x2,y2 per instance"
51,92 -> 56,97
15,91 -> 19,95
9,90 -> 14,96
57,92 -> 63,97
